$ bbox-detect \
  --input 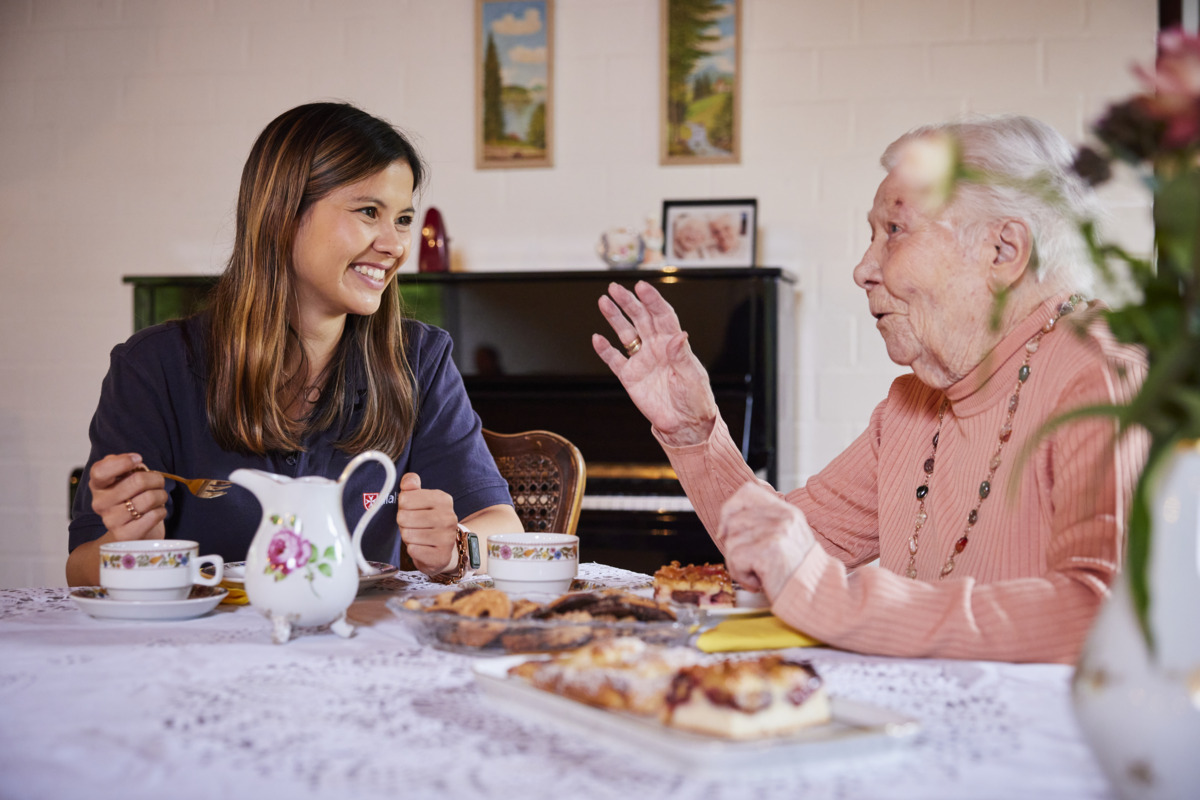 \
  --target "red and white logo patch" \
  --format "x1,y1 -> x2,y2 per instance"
363,493 -> 379,510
